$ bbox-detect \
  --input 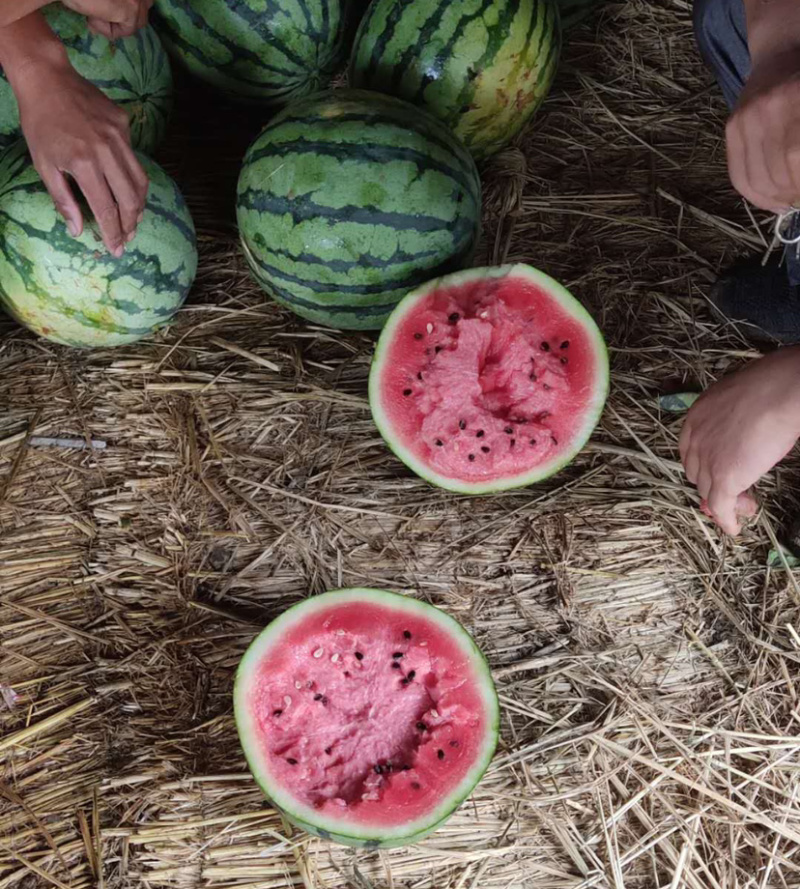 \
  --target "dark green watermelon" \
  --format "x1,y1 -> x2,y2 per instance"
0,4 -> 172,153
152,0 -> 348,105
0,142 -> 197,348
350,0 -> 561,160
236,90 -> 482,330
